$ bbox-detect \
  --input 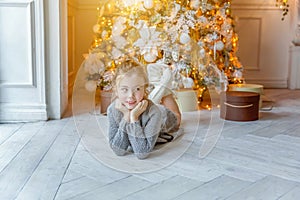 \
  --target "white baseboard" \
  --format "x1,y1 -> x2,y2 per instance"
244,79 -> 288,89
0,103 -> 48,123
